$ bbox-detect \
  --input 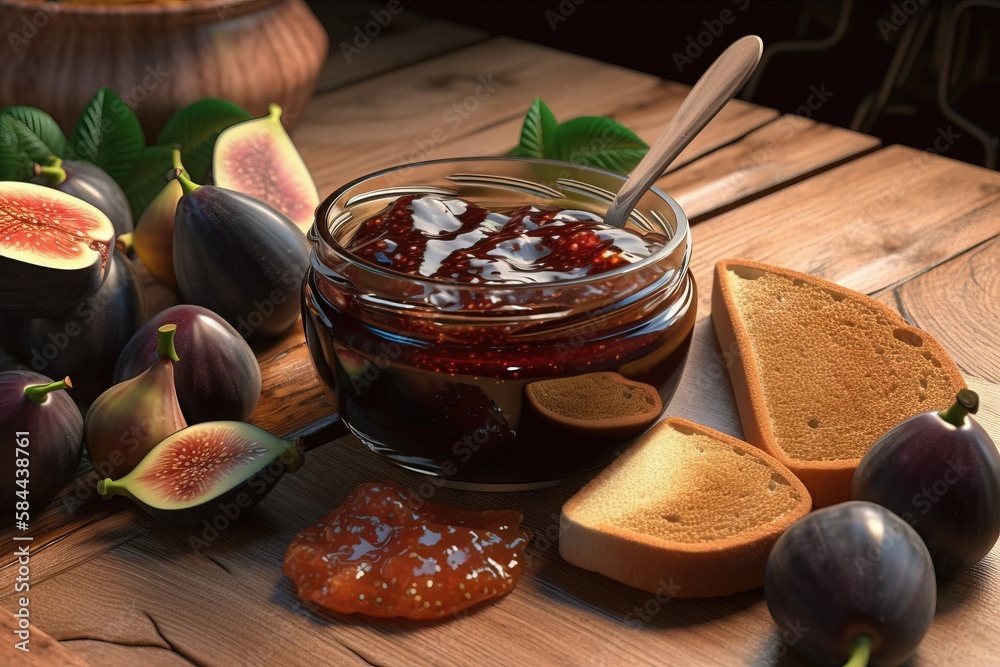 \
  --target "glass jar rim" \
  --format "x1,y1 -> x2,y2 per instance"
313,156 -> 691,292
